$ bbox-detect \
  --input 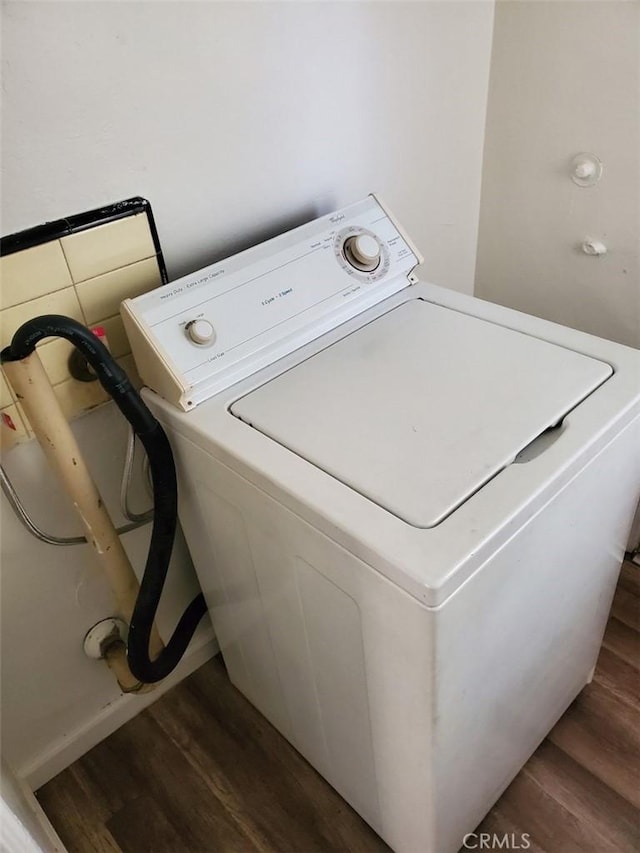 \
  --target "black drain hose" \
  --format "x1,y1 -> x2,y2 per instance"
1,315 -> 207,683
